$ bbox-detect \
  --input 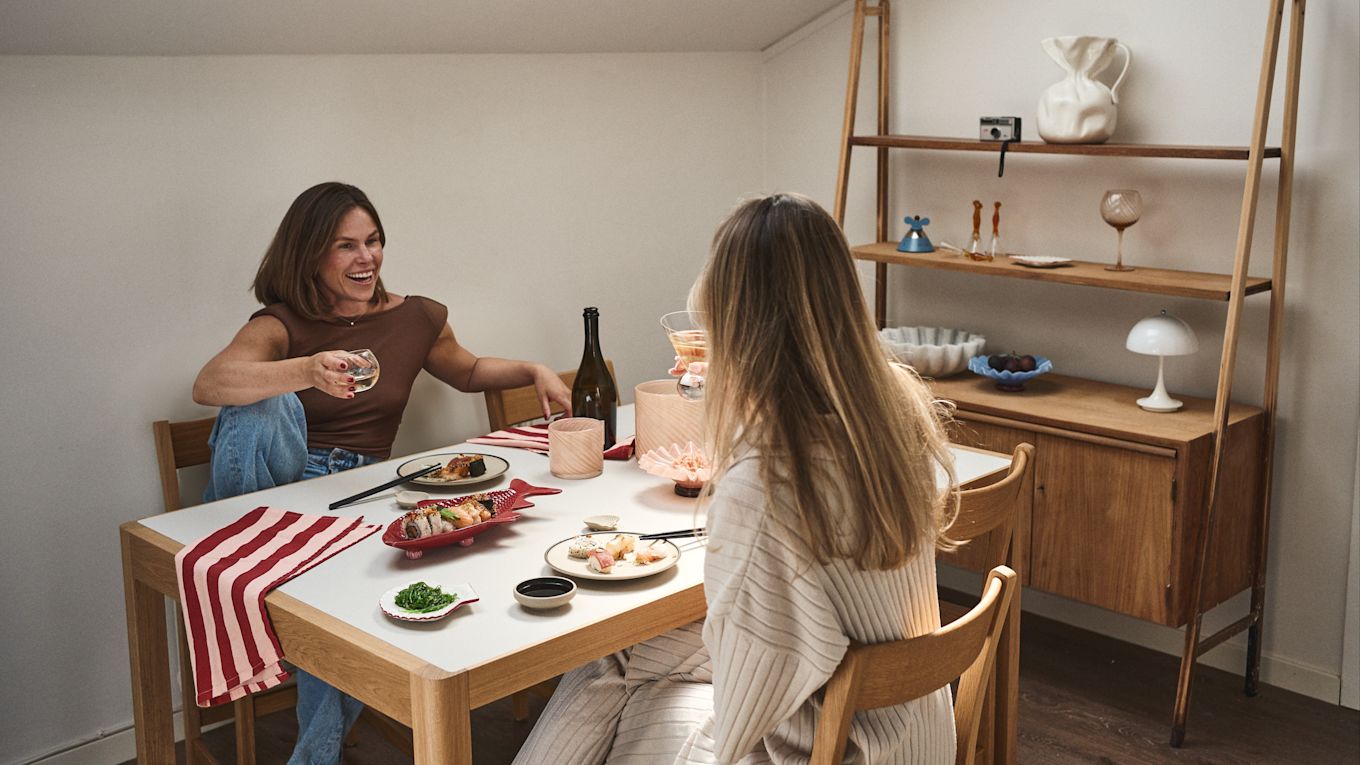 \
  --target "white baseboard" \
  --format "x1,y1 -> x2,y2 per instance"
14,711 -> 228,765
939,565 -> 1343,704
